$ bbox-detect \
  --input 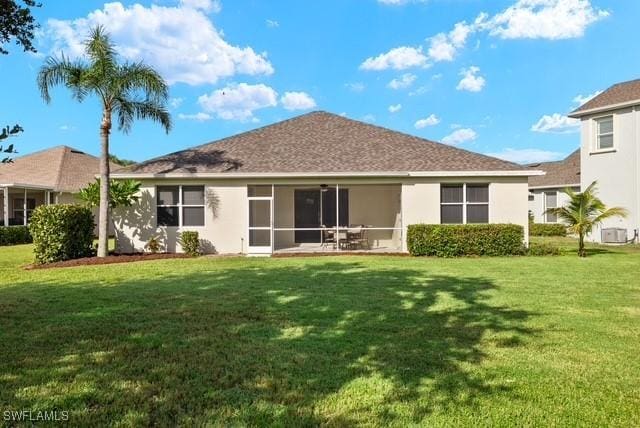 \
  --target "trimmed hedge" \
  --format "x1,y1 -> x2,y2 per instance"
30,204 -> 95,264
0,226 -> 32,246
407,224 -> 525,257
529,223 -> 567,237
526,242 -> 561,256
